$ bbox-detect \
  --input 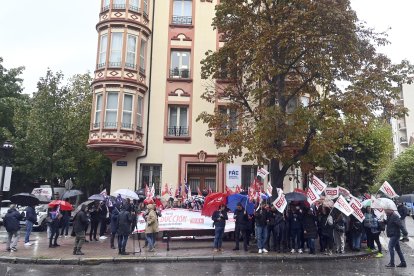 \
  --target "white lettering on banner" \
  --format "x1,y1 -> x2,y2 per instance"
307,185 -> 320,205
350,202 -> 365,223
134,209 -> 236,233
273,191 -> 287,213
325,187 -> 339,199
333,195 -> 353,216
311,175 -> 327,194
380,181 -> 398,198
